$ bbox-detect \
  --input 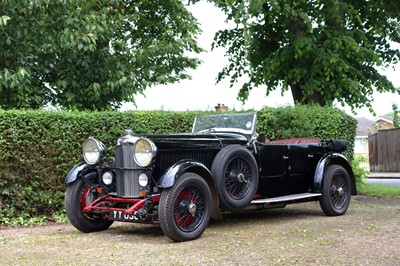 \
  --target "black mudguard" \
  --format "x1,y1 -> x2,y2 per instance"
314,153 -> 357,195
64,162 -> 96,184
